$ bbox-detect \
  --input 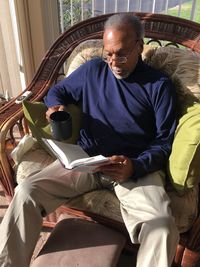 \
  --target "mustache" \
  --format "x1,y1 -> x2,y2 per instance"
112,66 -> 123,72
